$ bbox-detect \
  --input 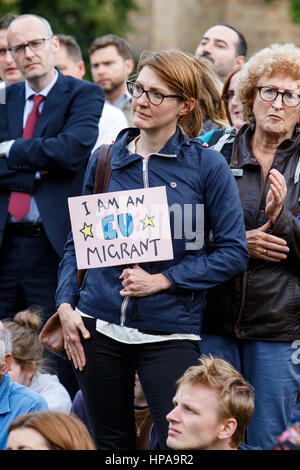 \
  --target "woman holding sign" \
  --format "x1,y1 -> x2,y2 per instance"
55,49 -> 249,450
